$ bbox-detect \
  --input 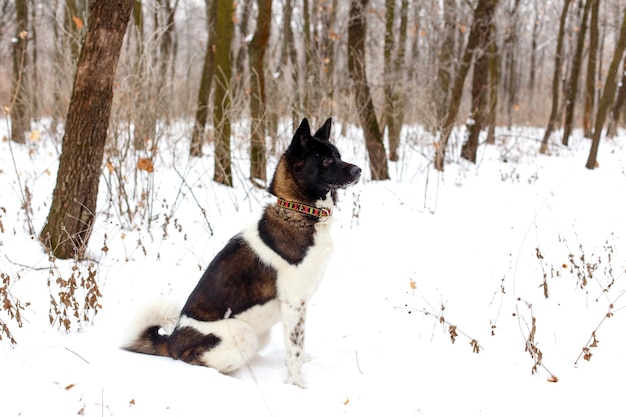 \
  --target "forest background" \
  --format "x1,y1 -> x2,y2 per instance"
1,0 -> 626,339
